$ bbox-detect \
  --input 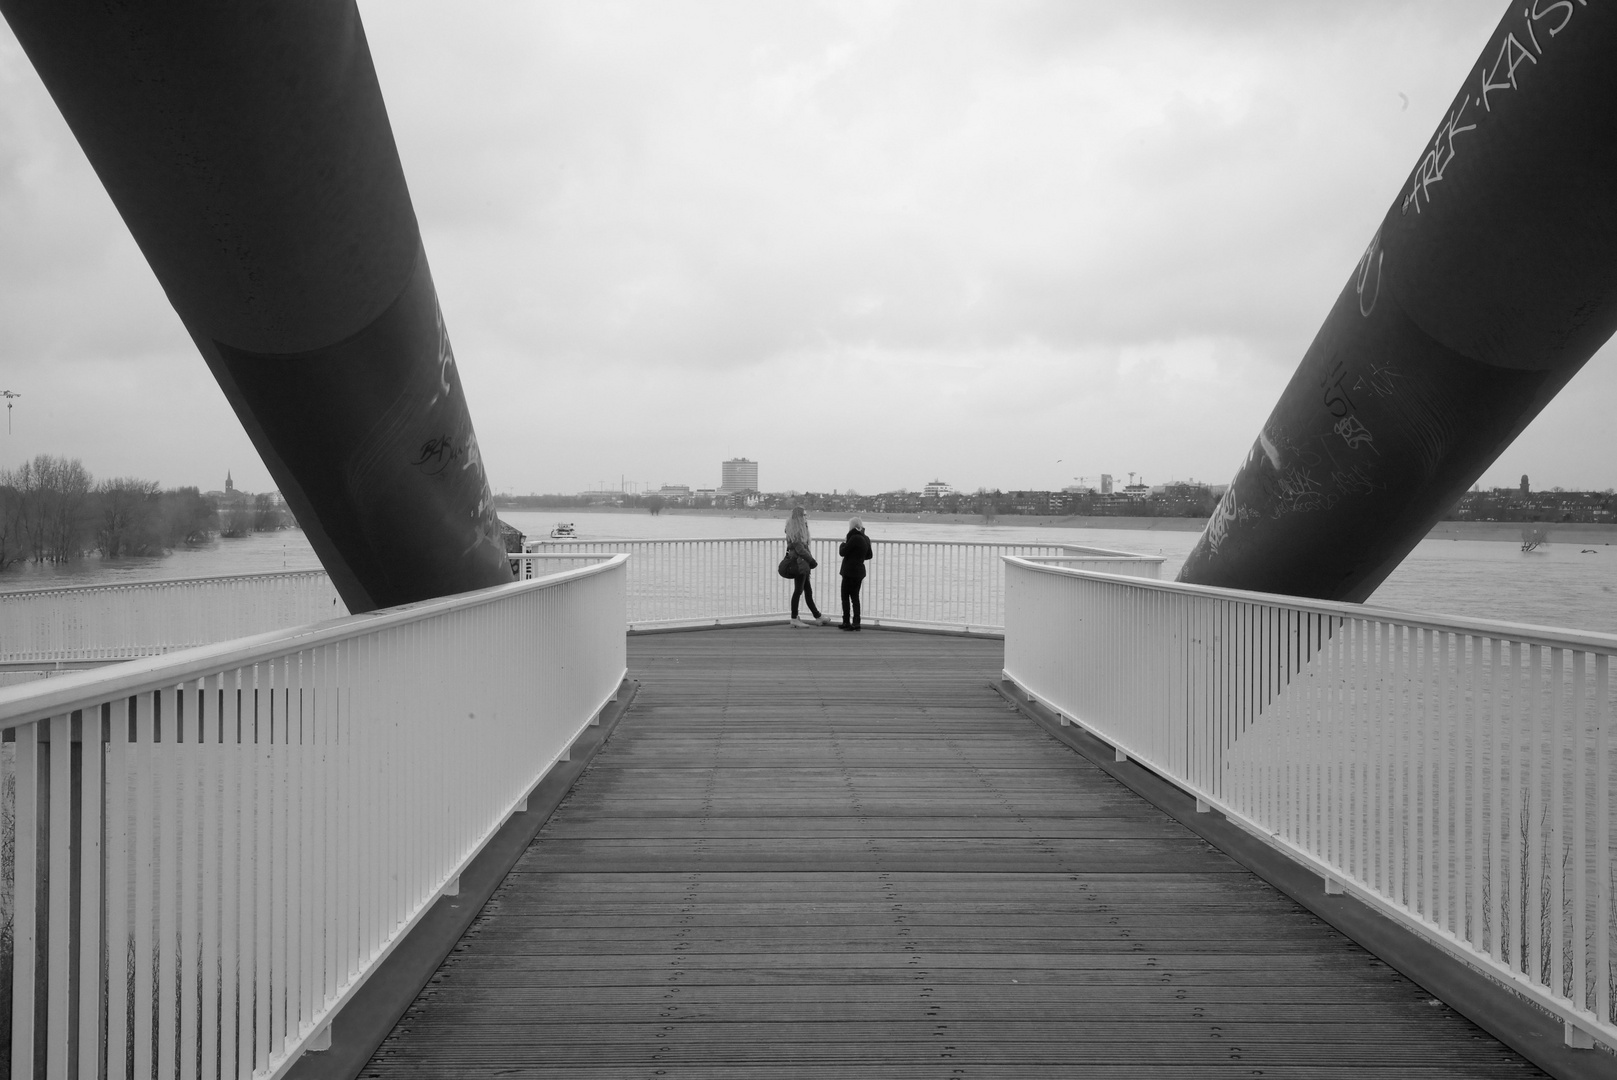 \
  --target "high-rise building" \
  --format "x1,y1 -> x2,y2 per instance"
720,458 -> 758,493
